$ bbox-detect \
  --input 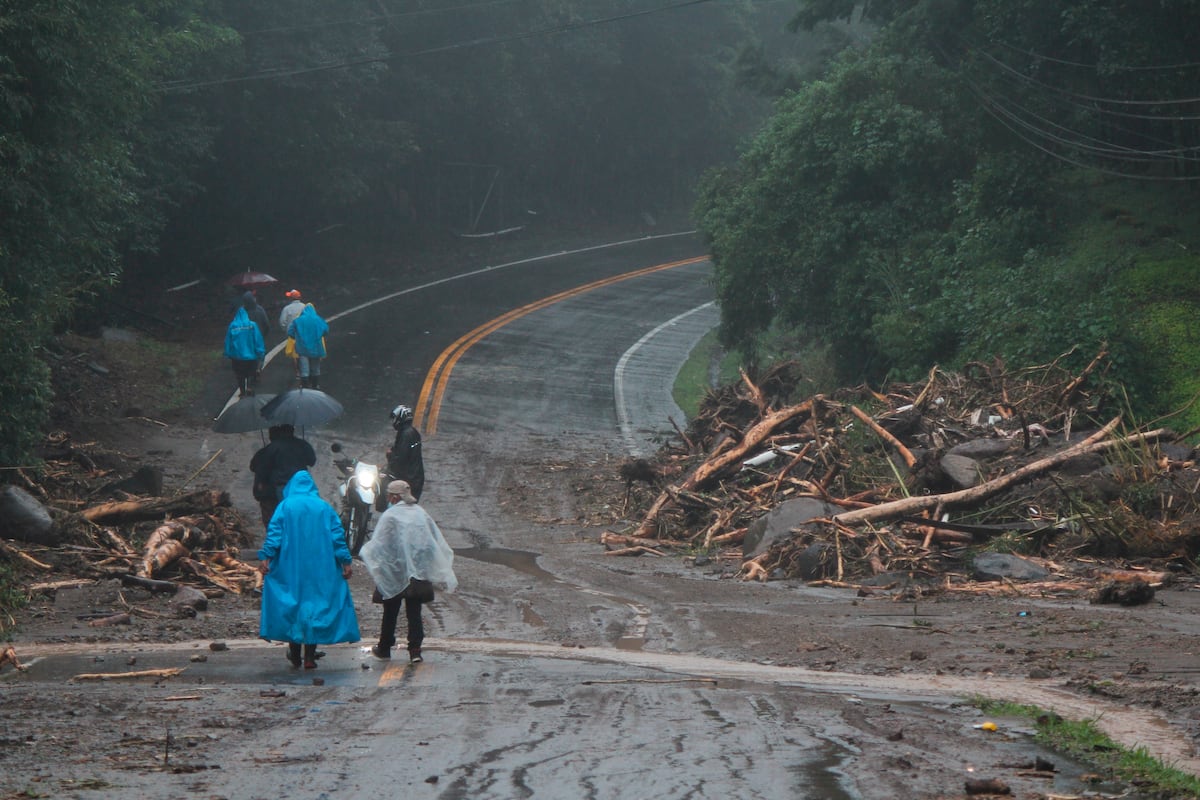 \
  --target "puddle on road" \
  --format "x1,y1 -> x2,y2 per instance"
797,739 -> 856,800
6,646 -> 387,690
455,546 -> 556,580
456,545 -> 650,650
